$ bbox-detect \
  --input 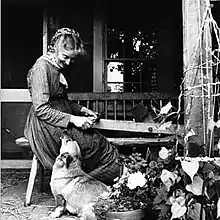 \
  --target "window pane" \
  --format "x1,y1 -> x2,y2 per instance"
107,25 -> 159,59
132,30 -> 159,59
106,61 -> 157,92
123,61 -> 153,92
107,62 -> 124,92
107,83 -> 124,93
107,28 -> 124,58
